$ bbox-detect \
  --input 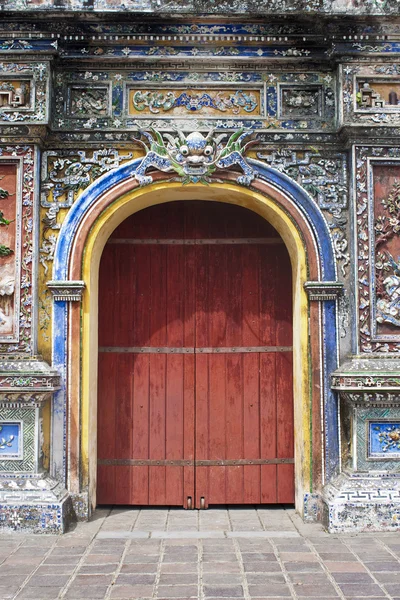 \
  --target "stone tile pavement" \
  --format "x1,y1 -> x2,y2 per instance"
1,506 -> 400,600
